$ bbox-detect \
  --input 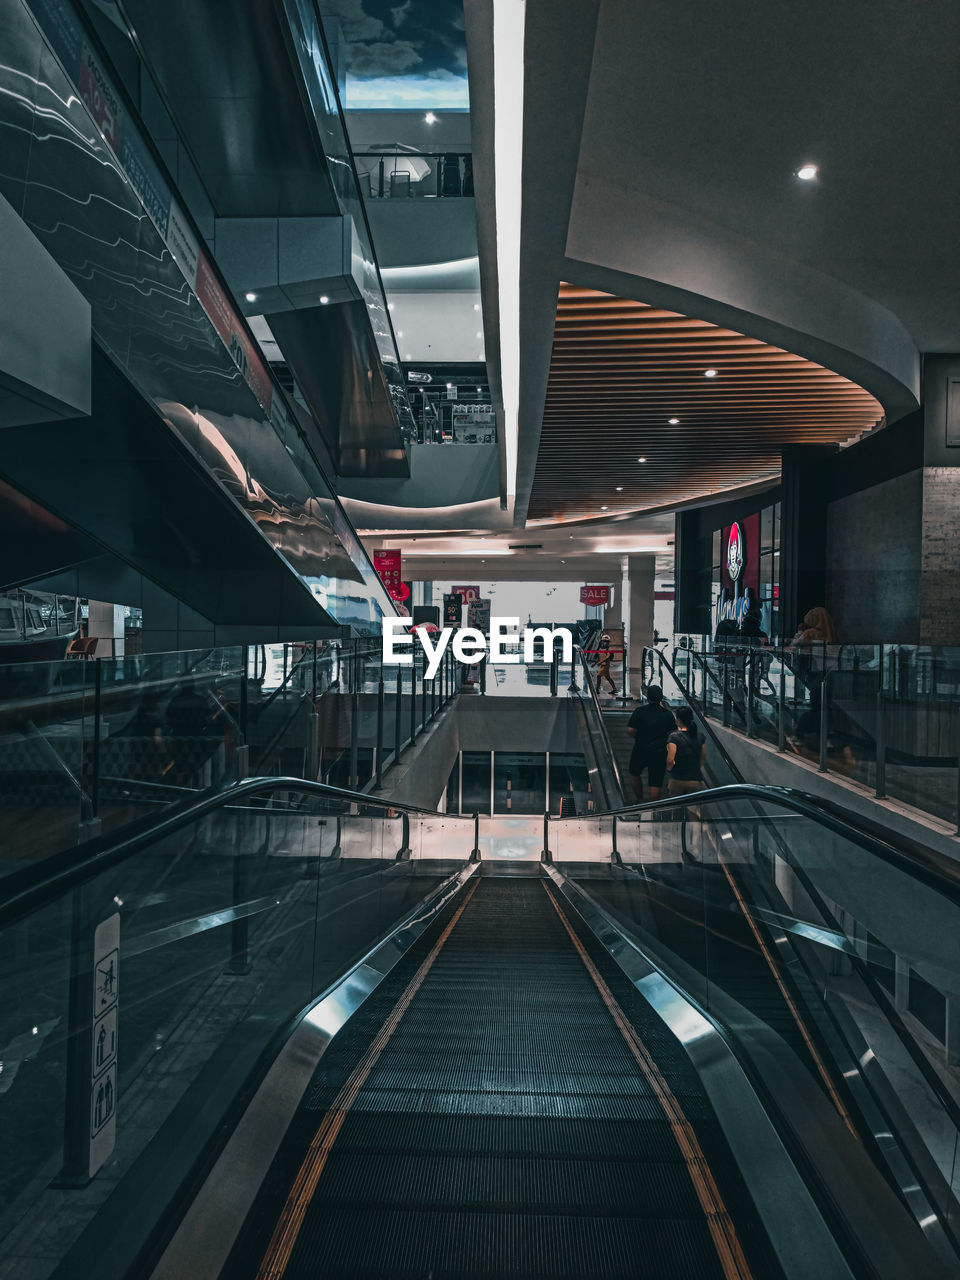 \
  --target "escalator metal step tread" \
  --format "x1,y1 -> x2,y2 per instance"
310,1149 -> 700,1216
288,1206 -> 719,1279
331,1112 -> 684,1160
224,878 -> 782,1280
